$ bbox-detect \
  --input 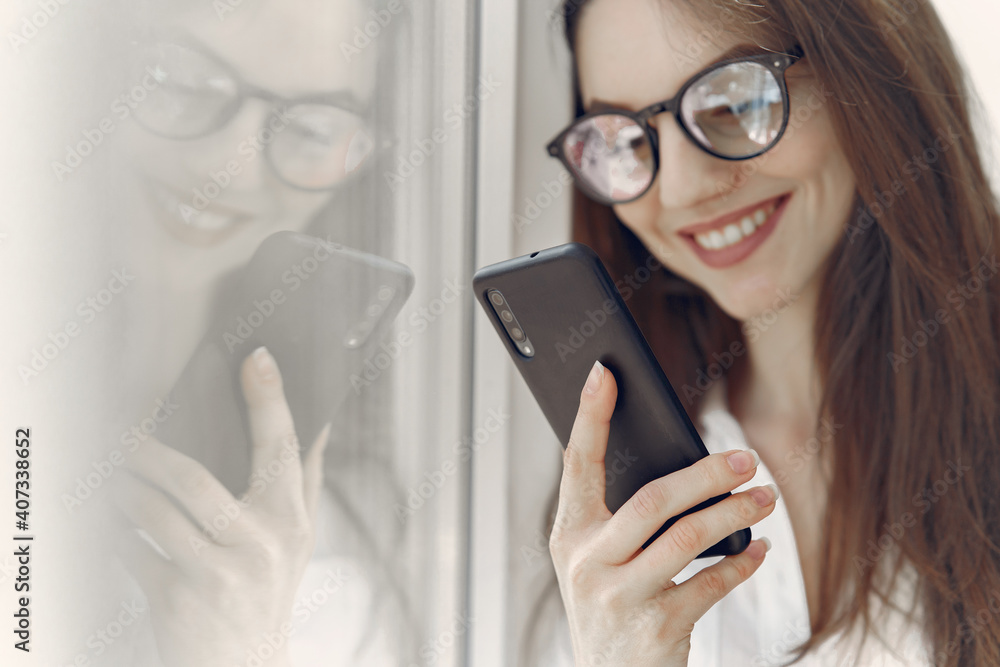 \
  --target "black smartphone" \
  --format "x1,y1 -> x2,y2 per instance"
156,231 -> 414,495
473,242 -> 749,557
